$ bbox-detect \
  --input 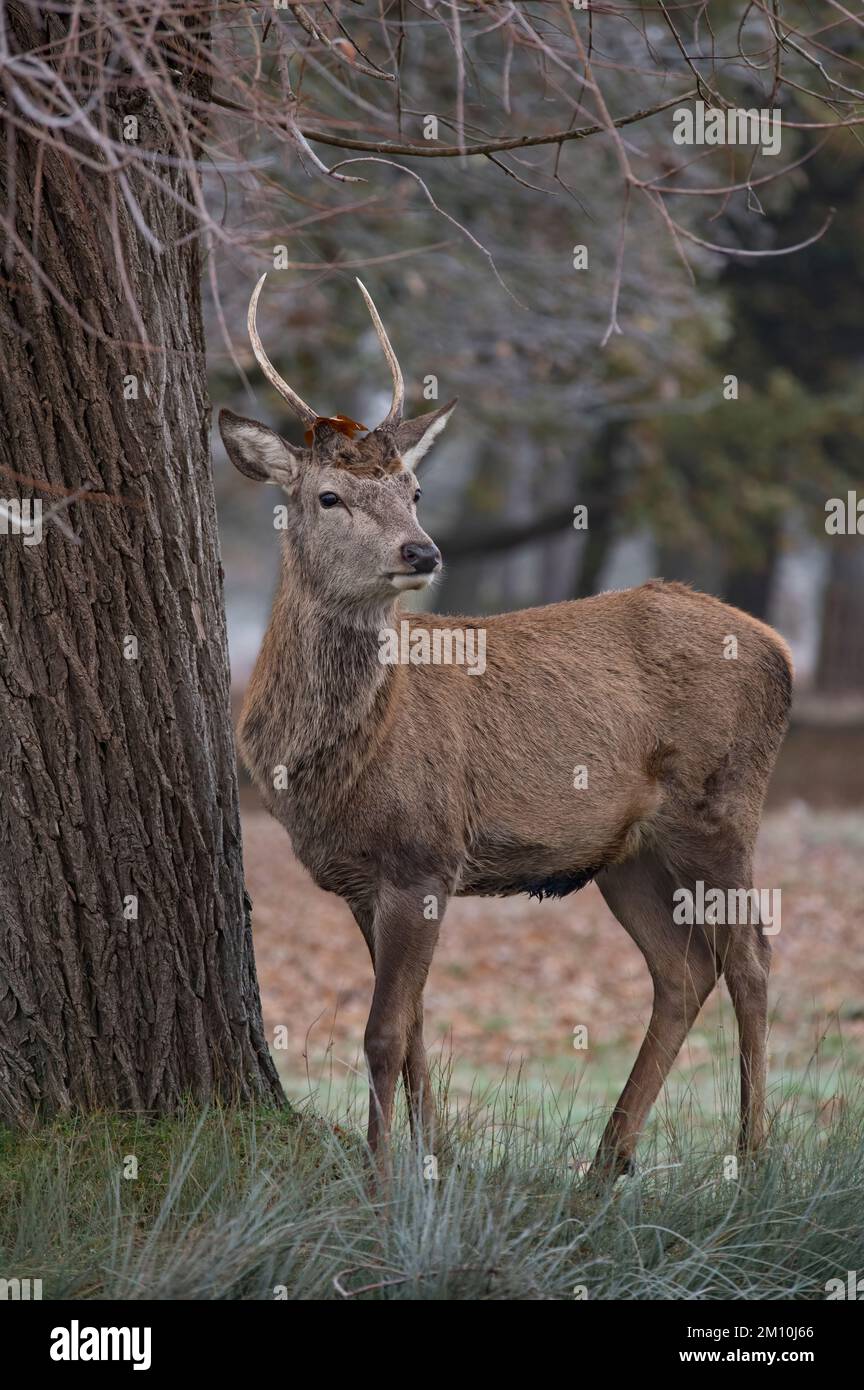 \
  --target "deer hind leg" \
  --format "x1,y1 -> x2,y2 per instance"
720,922 -> 771,1154
364,883 -> 443,1166
659,839 -> 772,1158
590,850 -> 721,1176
